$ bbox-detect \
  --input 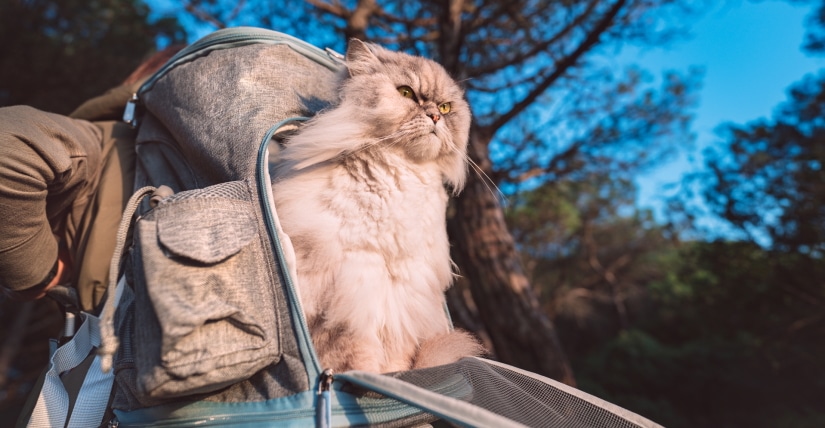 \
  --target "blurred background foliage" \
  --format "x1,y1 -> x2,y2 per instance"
1,0 -> 824,426
0,0 -> 184,114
